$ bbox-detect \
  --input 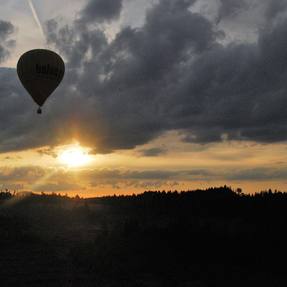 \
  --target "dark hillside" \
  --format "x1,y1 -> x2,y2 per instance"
0,186 -> 286,286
